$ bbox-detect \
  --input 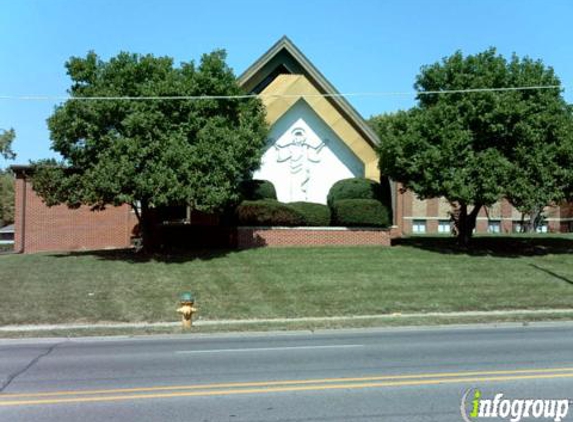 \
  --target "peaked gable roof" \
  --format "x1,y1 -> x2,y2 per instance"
238,36 -> 380,148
